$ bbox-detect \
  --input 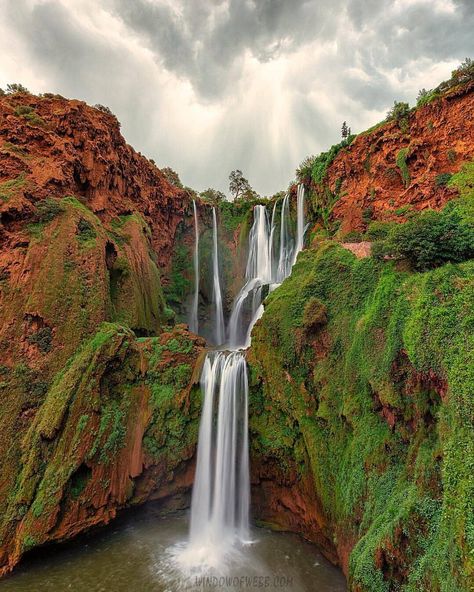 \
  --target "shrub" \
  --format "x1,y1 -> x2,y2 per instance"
416,88 -> 440,107
14,105 -> 45,127
162,167 -> 183,188
450,57 -> 474,86
372,200 -> 474,271
386,101 -> 410,122
36,198 -> 64,222
396,148 -> 411,188
27,327 -> 52,353
362,206 -> 374,224
366,221 -> 396,241
94,103 -> 113,115
303,297 -> 328,332
296,136 -> 355,186
341,231 -> 363,243
200,187 -> 226,205
77,218 -> 96,241
6,83 -> 30,94
394,205 -> 413,217
435,173 -> 453,187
